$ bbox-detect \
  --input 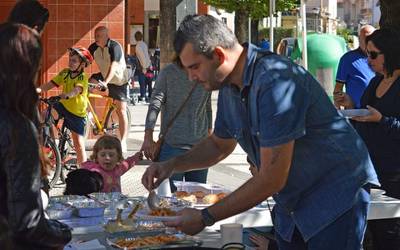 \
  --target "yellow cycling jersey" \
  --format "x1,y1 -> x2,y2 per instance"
51,69 -> 88,117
